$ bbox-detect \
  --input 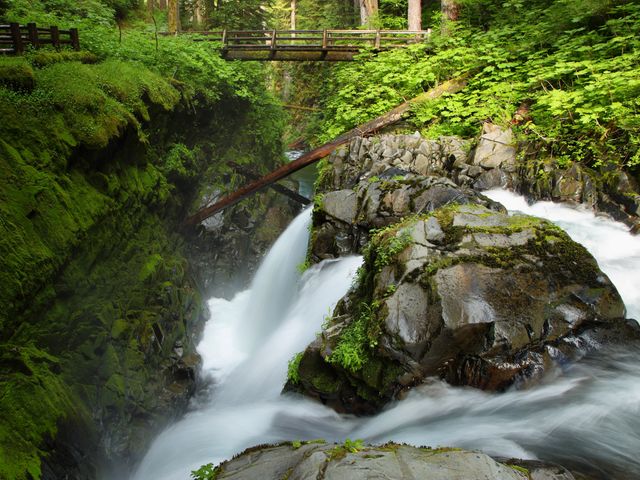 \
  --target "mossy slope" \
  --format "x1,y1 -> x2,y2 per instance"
0,52 -> 285,478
